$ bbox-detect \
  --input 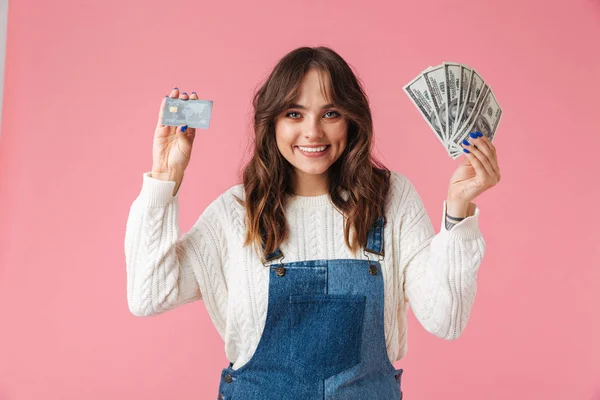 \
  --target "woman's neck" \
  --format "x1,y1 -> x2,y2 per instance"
292,170 -> 329,196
